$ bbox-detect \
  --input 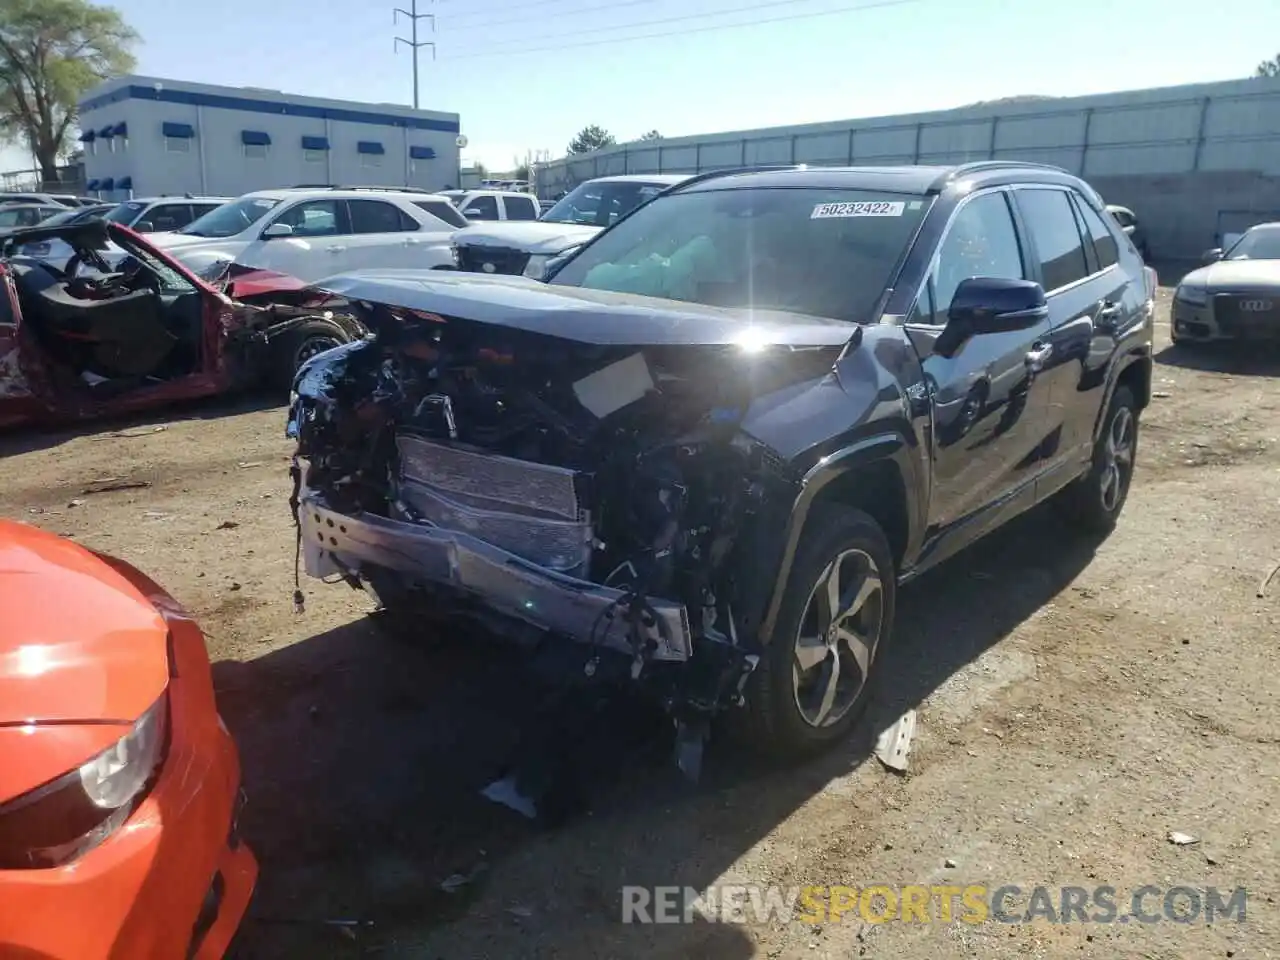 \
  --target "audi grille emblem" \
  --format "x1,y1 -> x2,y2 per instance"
1240,299 -> 1274,312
